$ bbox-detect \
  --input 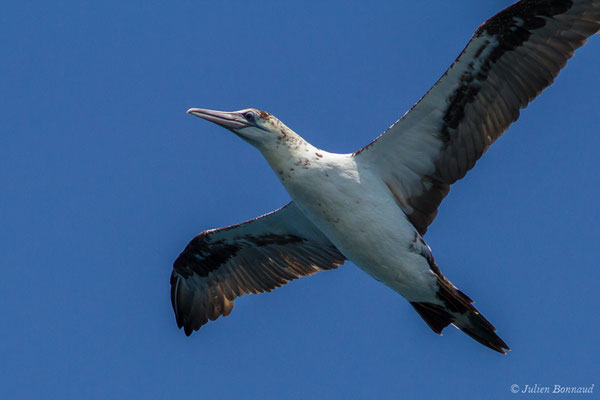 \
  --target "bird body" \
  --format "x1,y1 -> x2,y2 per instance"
261,139 -> 434,302
171,0 -> 600,354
